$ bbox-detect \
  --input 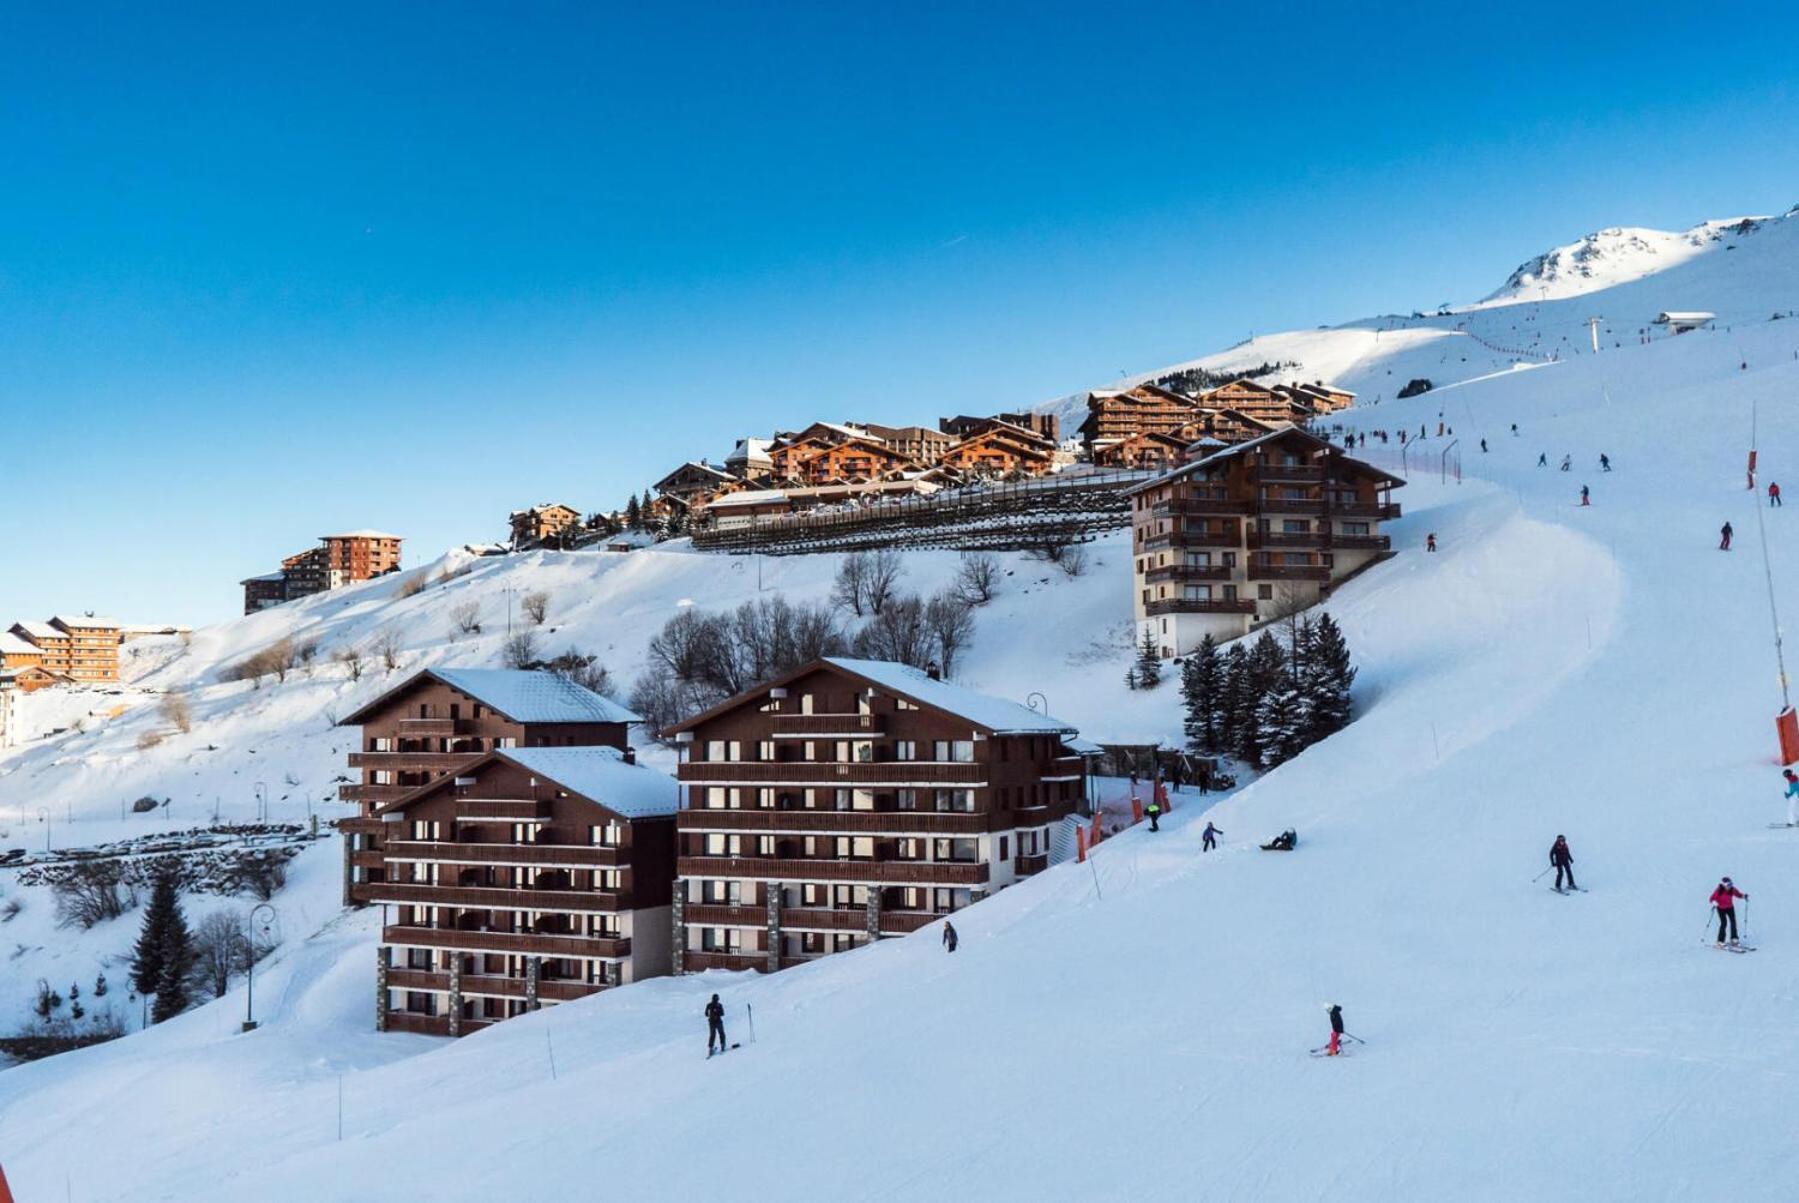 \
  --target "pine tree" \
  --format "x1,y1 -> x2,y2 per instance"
1180,634 -> 1223,754
1235,630 -> 1288,765
151,891 -> 195,1024
1217,642 -> 1250,756
640,491 -> 655,530
94,972 -> 108,998
624,494 -> 642,531
1135,627 -> 1163,688
1123,665 -> 1139,691
1255,669 -> 1308,768
131,872 -> 180,996
1303,612 -> 1356,740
